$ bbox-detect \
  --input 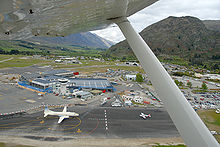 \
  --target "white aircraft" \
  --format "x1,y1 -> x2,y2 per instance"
1,0 -> 219,146
140,112 -> 151,119
44,106 -> 79,124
